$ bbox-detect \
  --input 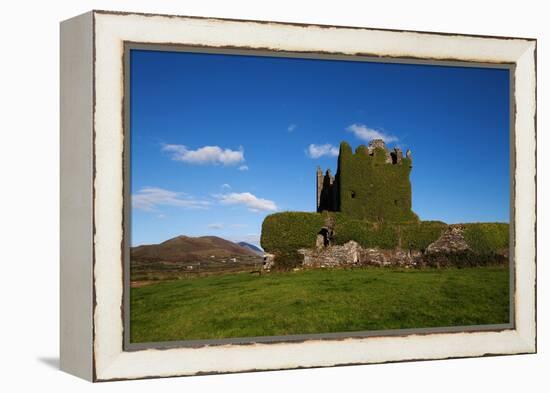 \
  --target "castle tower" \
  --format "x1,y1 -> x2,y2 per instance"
316,139 -> 417,222
316,167 -> 338,212
316,167 -> 323,210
